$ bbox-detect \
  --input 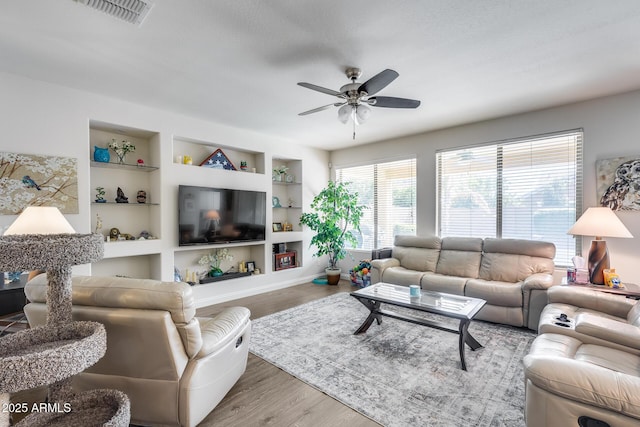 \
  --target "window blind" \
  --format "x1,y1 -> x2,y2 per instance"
337,158 -> 417,250
437,130 -> 583,265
